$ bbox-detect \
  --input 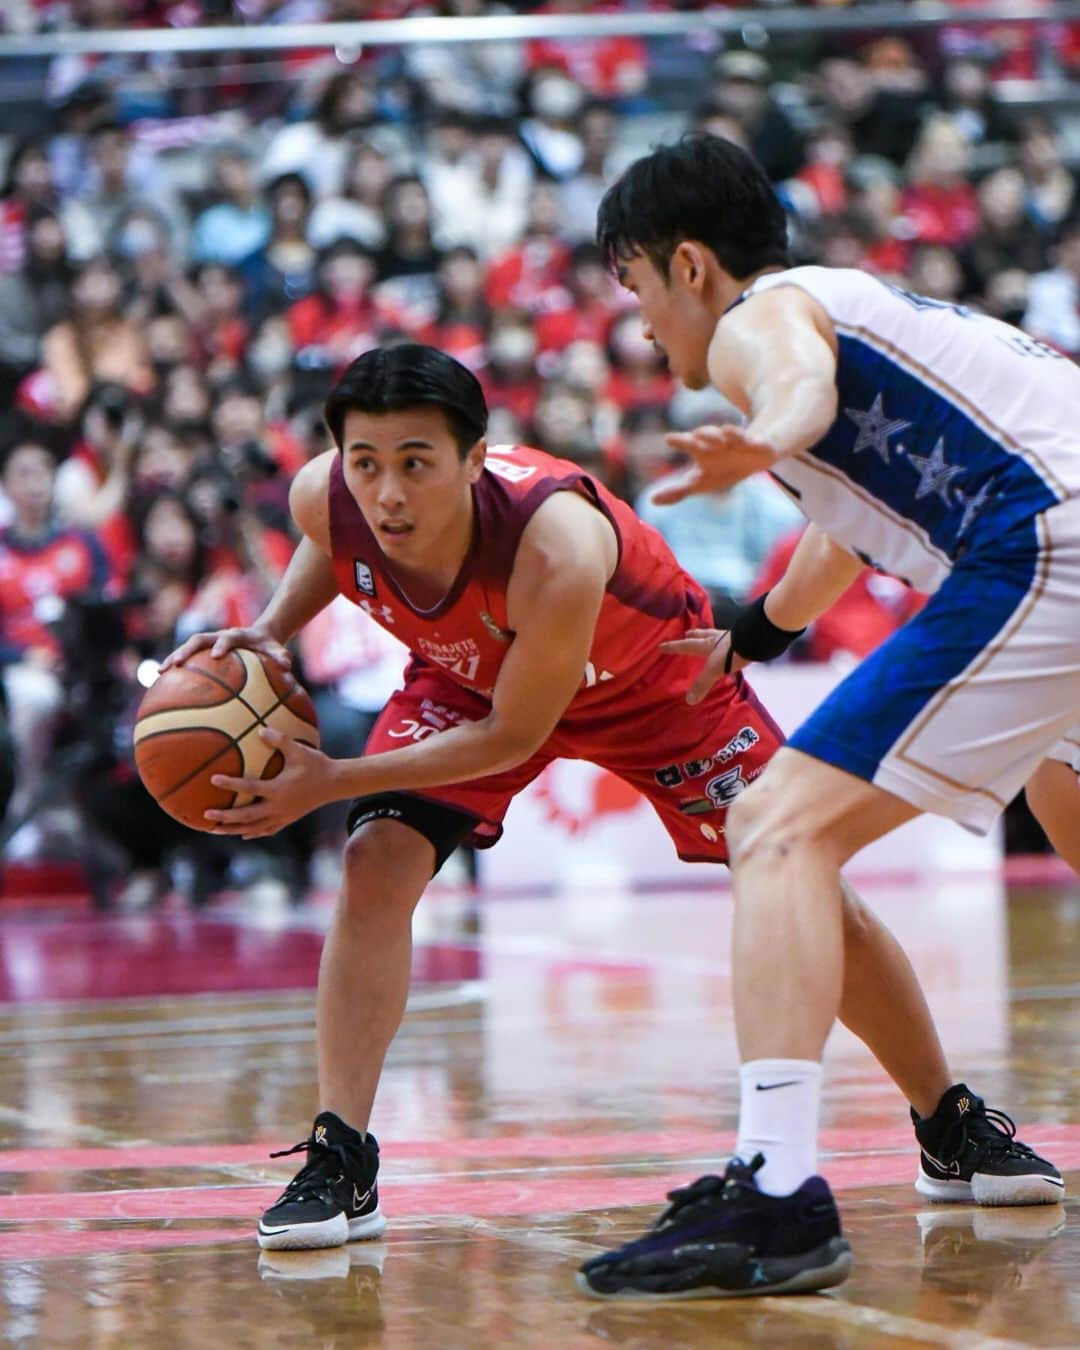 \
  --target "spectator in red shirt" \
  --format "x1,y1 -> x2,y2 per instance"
485,182 -> 571,314
191,262 -> 249,378
418,245 -> 490,374
796,123 -> 854,219
481,311 -> 541,425
527,1 -> 648,102
534,241 -> 625,356
288,238 -> 383,374
901,116 -> 980,249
